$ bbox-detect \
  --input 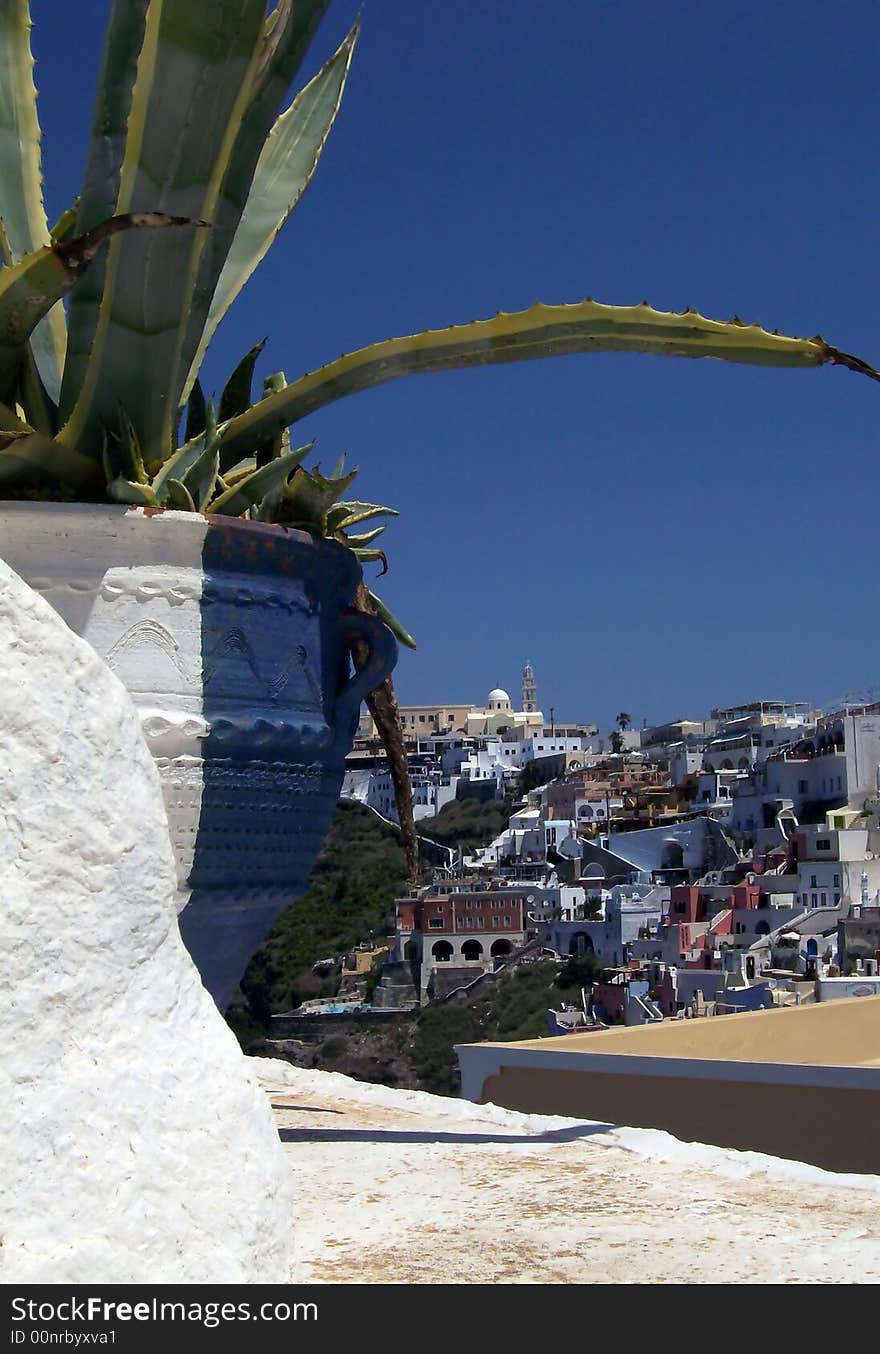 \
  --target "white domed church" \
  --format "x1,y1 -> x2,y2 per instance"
465,669 -> 544,737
